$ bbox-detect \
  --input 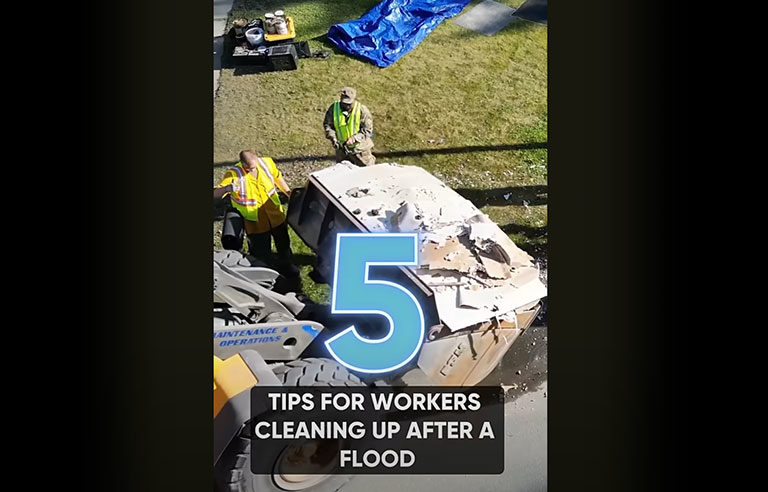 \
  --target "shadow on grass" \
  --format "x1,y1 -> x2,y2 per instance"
213,142 -> 547,167
501,222 -> 546,238
456,184 -> 547,207
233,64 -> 278,76
309,33 -> 346,55
501,222 -> 547,261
